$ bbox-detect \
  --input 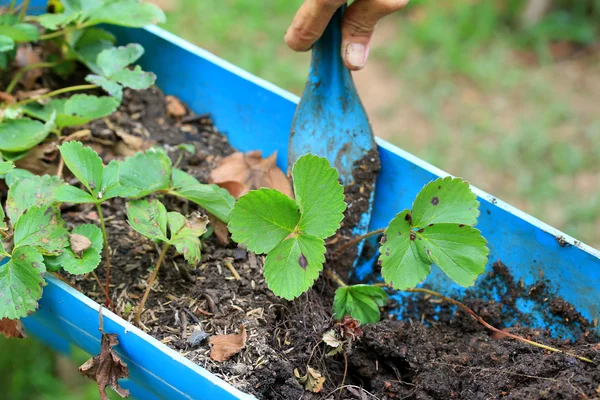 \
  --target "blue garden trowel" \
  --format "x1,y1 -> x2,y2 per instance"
288,4 -> 380,269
